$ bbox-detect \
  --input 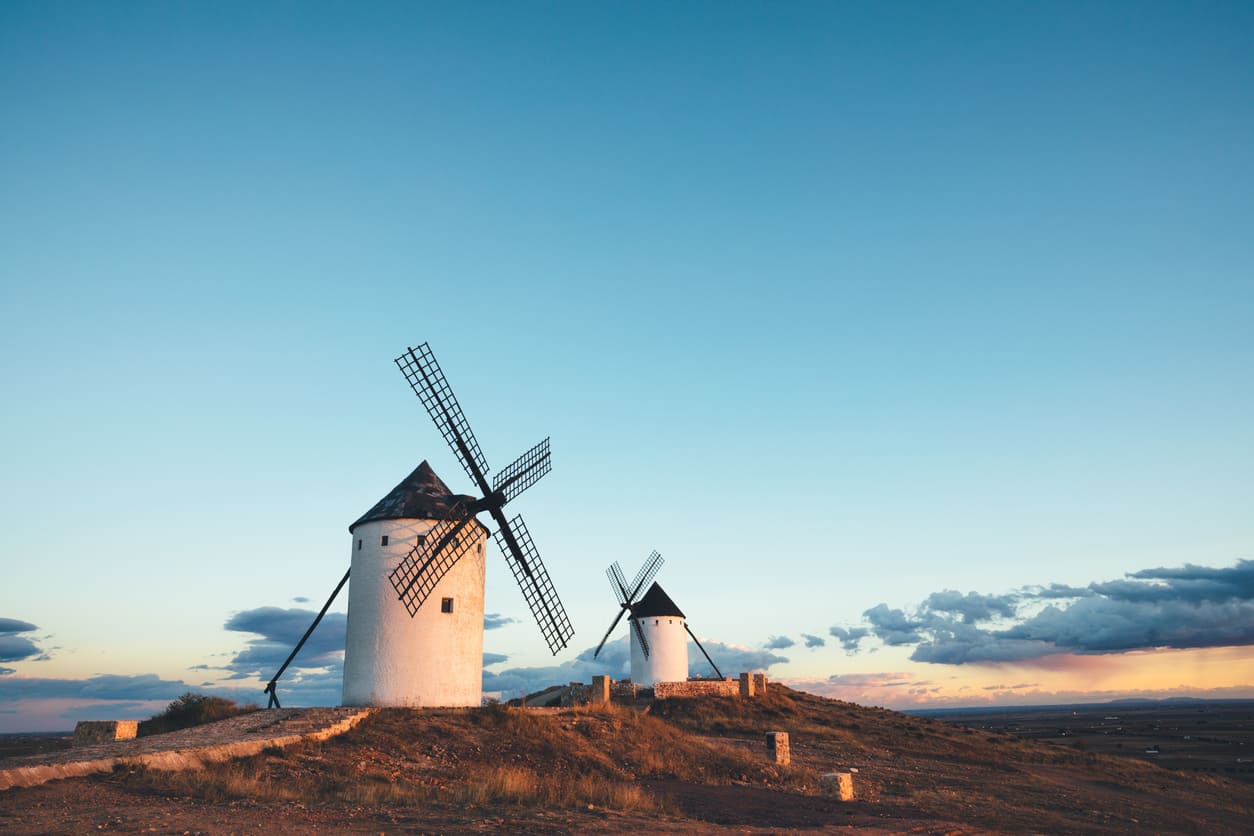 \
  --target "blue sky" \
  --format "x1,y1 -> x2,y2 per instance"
2,2 -> 1252,730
